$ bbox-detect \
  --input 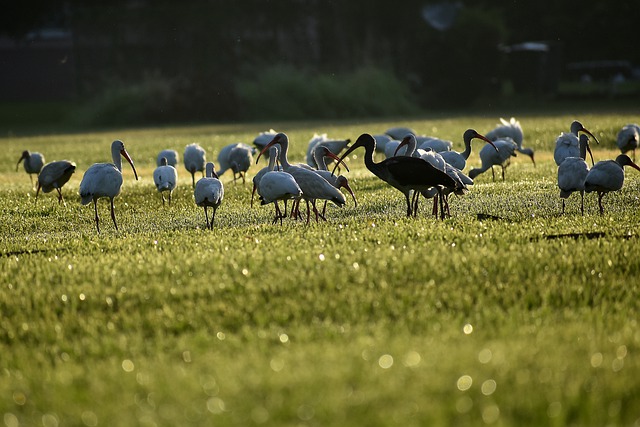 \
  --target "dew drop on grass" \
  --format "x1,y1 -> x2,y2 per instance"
122,359 -> 135,372
216,332 -> 226,340
481,379 -> 497,395
403,351 -> 421,367
378,354 -> 393,369
207,397 -> 226,414
482,405 -> 500,424
279,333 -> 289,343
4,413 -> 19,427
463,324 -> 473,335
478,348 -> 492,364
81,411 -> 98,427
318,253 -> 325,261
457,375 -> 472,391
